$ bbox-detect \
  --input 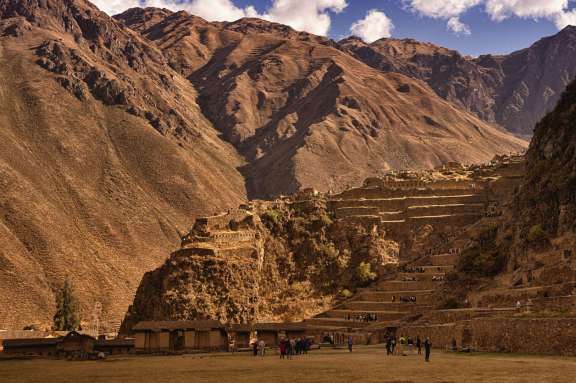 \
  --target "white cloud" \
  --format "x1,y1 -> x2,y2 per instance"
447,16 -> 471,34
350,9 -> 394,43
264,0 -> 347,36
405,0 -> 482,19
91,0 -> 347,36
91,0 -> 141,15
485,0 -> 569,21
404,0 -> 576,34
555,9 -> 576,28
404,0 -> 480,34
